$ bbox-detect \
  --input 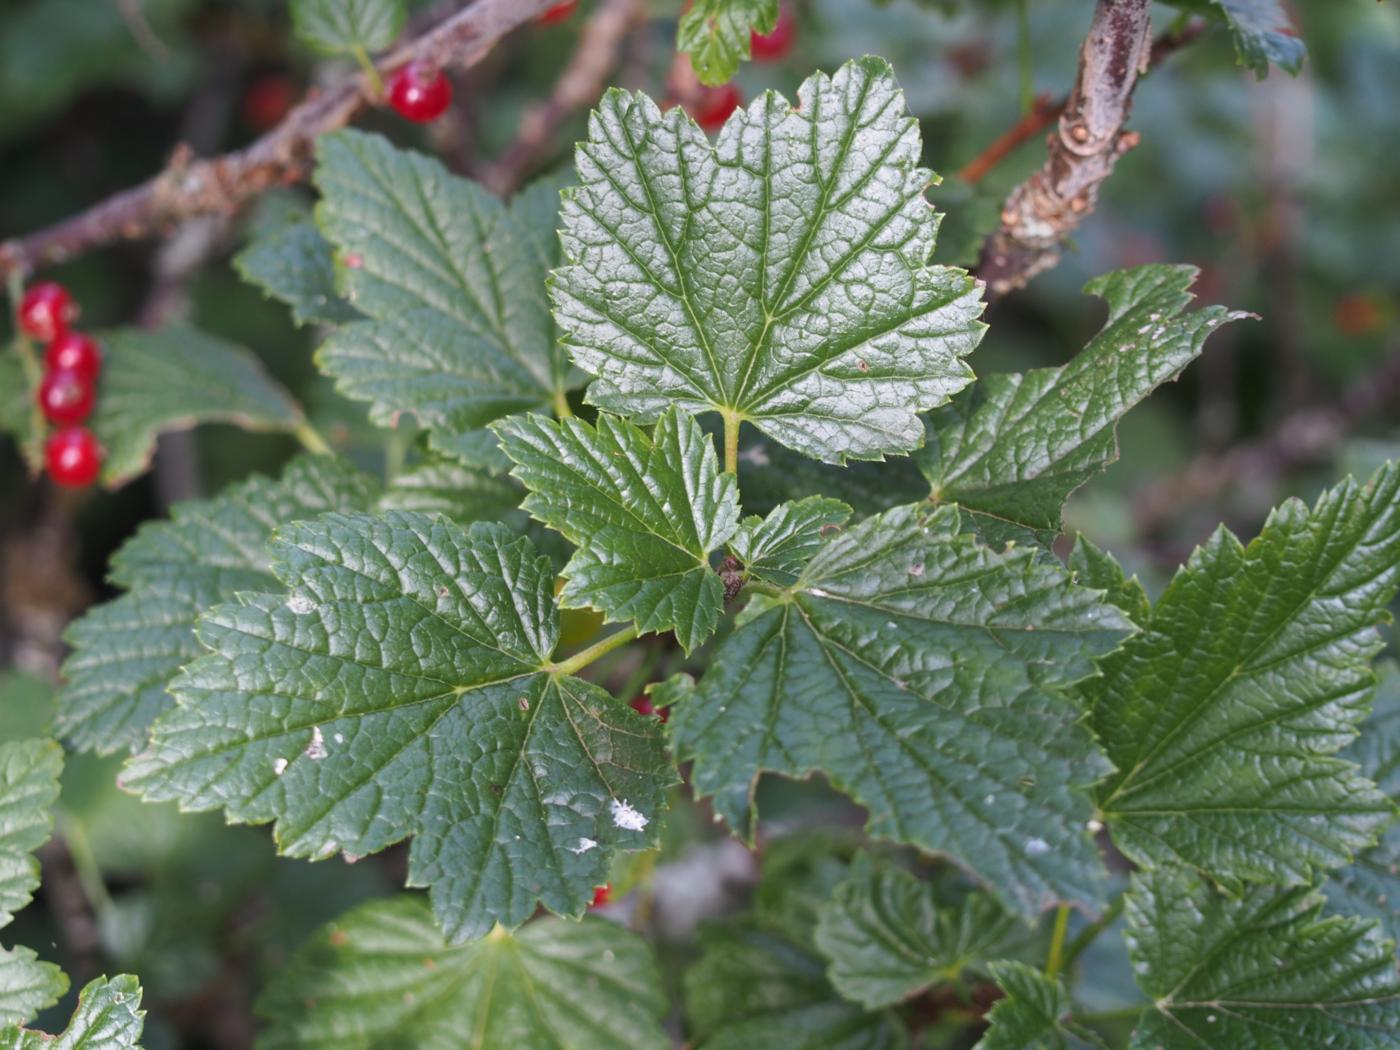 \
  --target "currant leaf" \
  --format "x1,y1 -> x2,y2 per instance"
0,975 -> 145,1049
0,739 -> 65,1027
90,326 -> 305,487
493,408 -> 740,653
974,962 -> 1074,1050
291,0 -> 404,56
315,133 -> 578,452
58,456 -> 380,756
676,0 -> 778,86
1090,463 -> 1400,889
124,512 -> 673,943
684,921 -> 907,1050
1165,0 -> 1305,78
917,264 -> 1250,546
669,503 -> 1134,918
257,896 -> 668,1049
235,221 -> 361,328
731,497 -> 852,588
378,454 -> 525,526
556,57 -> 984,464
813,853 -> 1022,1009
1329,662 -> 1400,942
1125,868 -> 1400,1049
